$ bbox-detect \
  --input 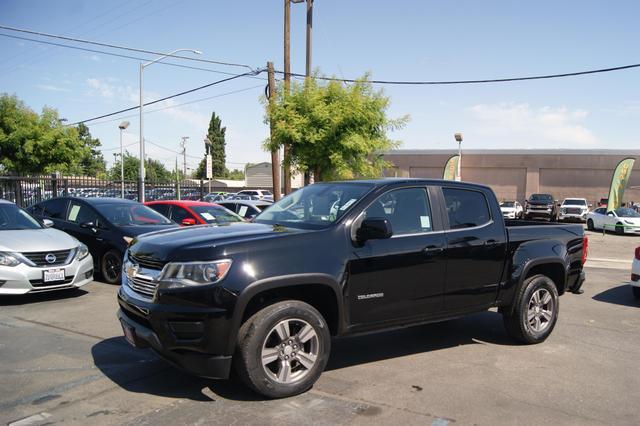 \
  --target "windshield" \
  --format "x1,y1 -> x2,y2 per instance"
0,204 -> 43,230
191,205 -> 244,224
530,194 -> 553,202
254,182 -> 374,229
500,202 -> 515,207
563,199 -> 586,206
615,207 -> 640,218
99,203 -> 173,226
